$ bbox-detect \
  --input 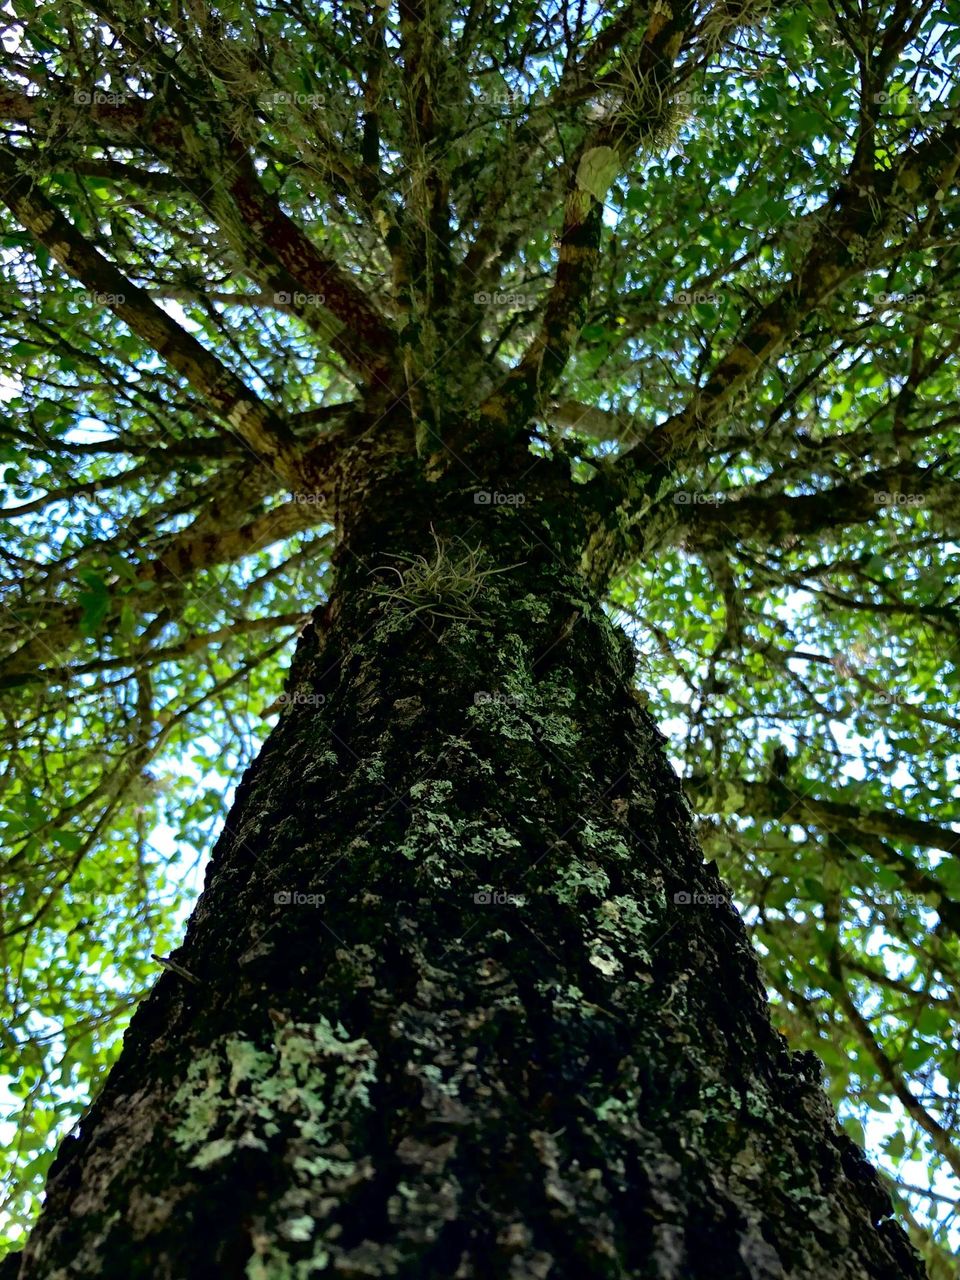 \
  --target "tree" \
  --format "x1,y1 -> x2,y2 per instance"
1,0 -> 959,1273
